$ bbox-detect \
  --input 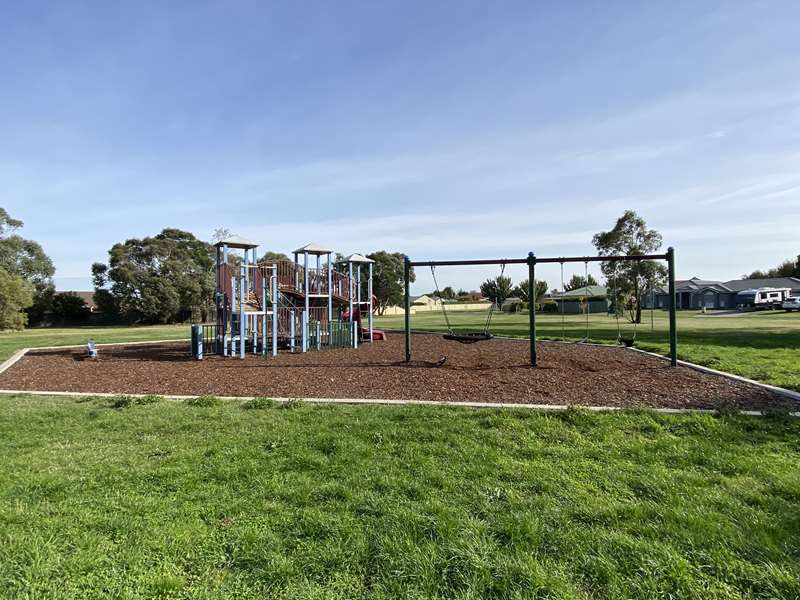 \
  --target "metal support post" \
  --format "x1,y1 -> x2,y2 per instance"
302,310 -> 308,353
368,261 -> 373,342
667,246 -> 678,367
528,252 -> 537,367
404,256 -> 411,362
239,267 -> 246,359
